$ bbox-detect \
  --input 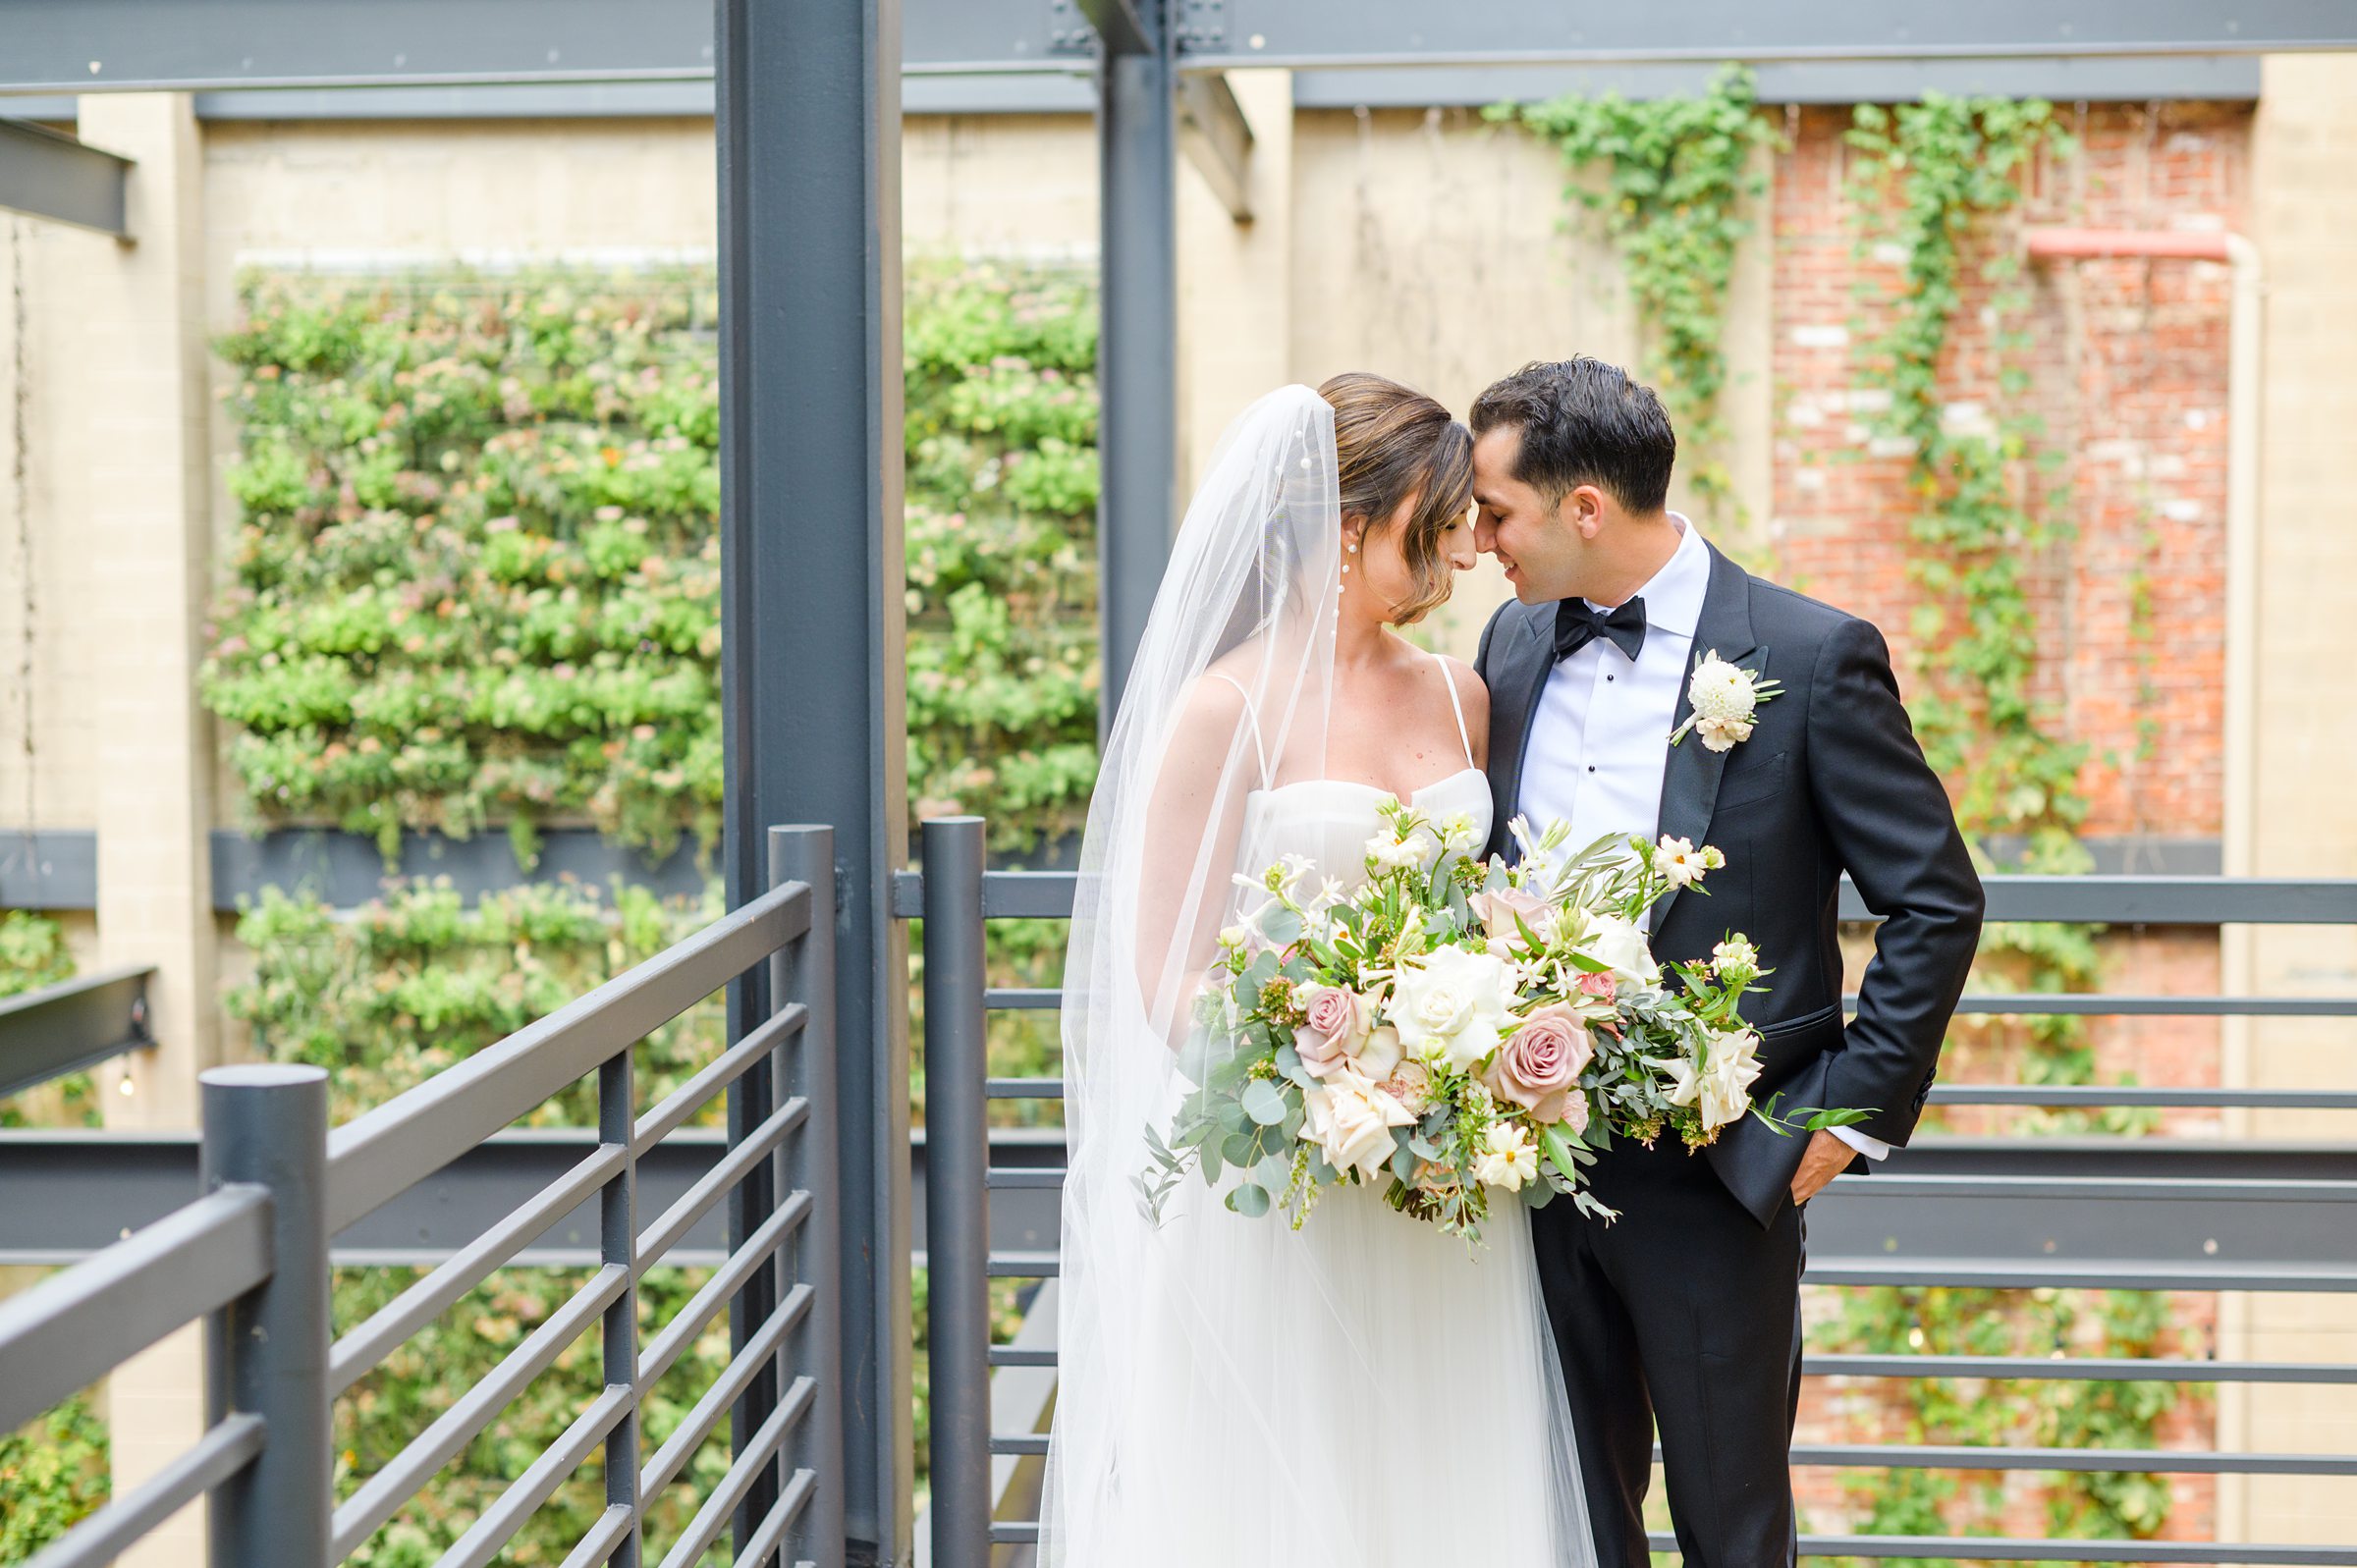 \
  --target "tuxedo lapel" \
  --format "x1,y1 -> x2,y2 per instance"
1650,545 -> 1760,932
1487,603 -> 1554,852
